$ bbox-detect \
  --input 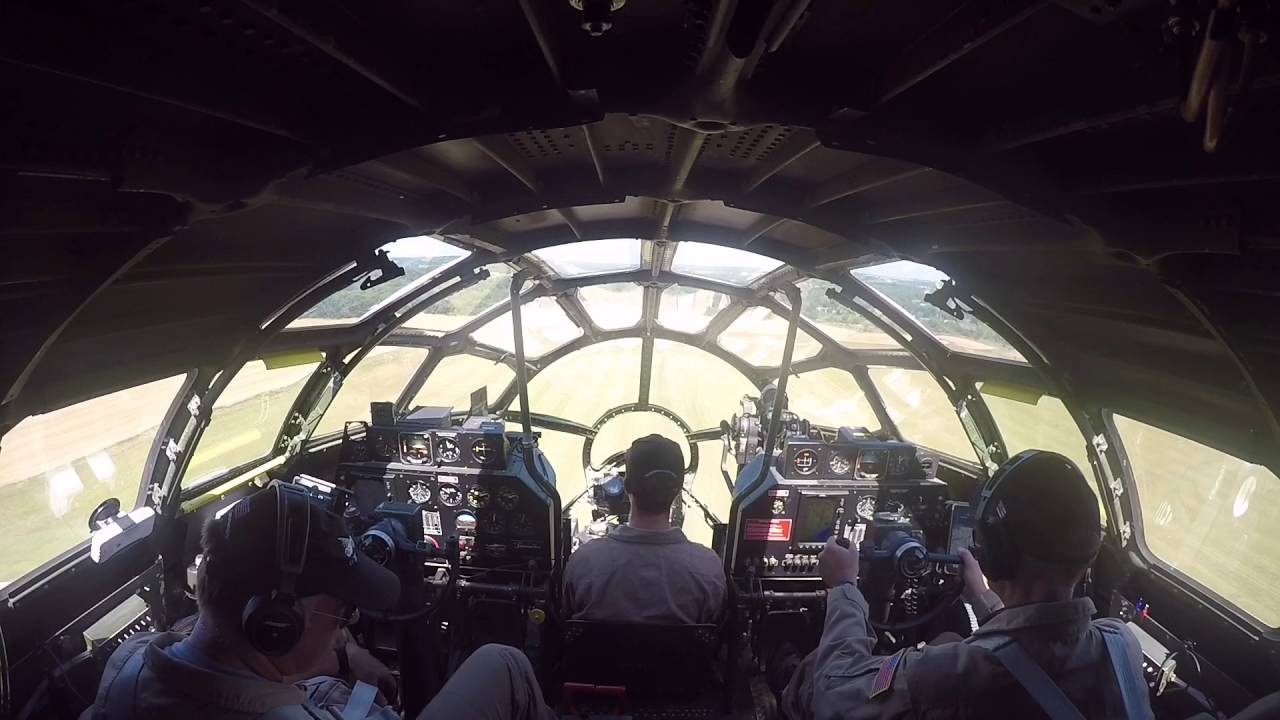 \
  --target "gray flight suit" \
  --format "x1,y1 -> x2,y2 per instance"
83,632 -> 556,720
782,584 -> 1153,719
563,524 -> 727,624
